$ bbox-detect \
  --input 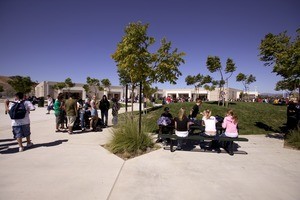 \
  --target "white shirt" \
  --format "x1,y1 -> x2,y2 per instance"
202,116 -> 217,135
9,100 -> 35,126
